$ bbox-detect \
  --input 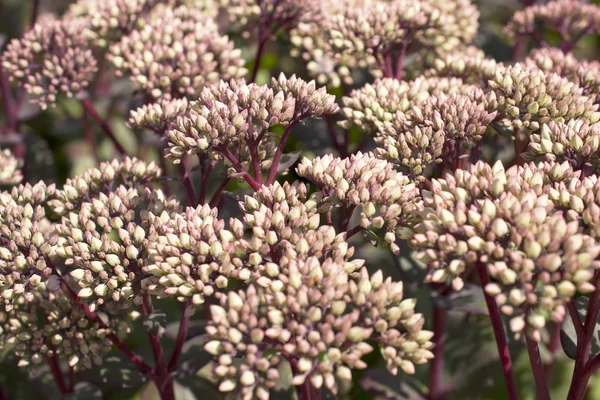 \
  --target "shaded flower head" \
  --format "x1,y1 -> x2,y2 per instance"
527,120 -> 600,168
2,19 -> 97,109
488,63 -> 600,131
0,149 -> 23,186
109,5 -> 246,100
